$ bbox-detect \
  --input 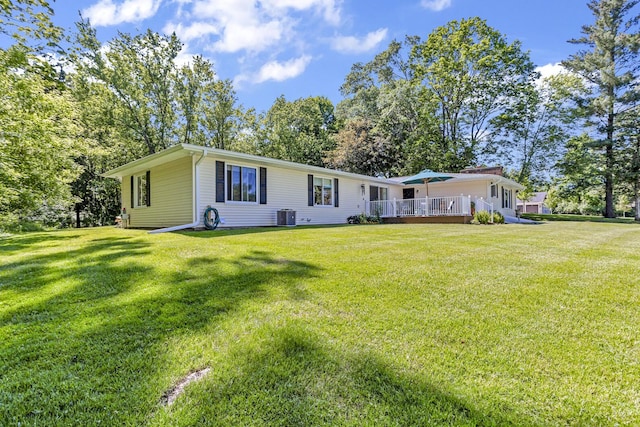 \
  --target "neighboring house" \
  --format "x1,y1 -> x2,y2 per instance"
516,192 -> 550,214
103,144 -> 524,230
